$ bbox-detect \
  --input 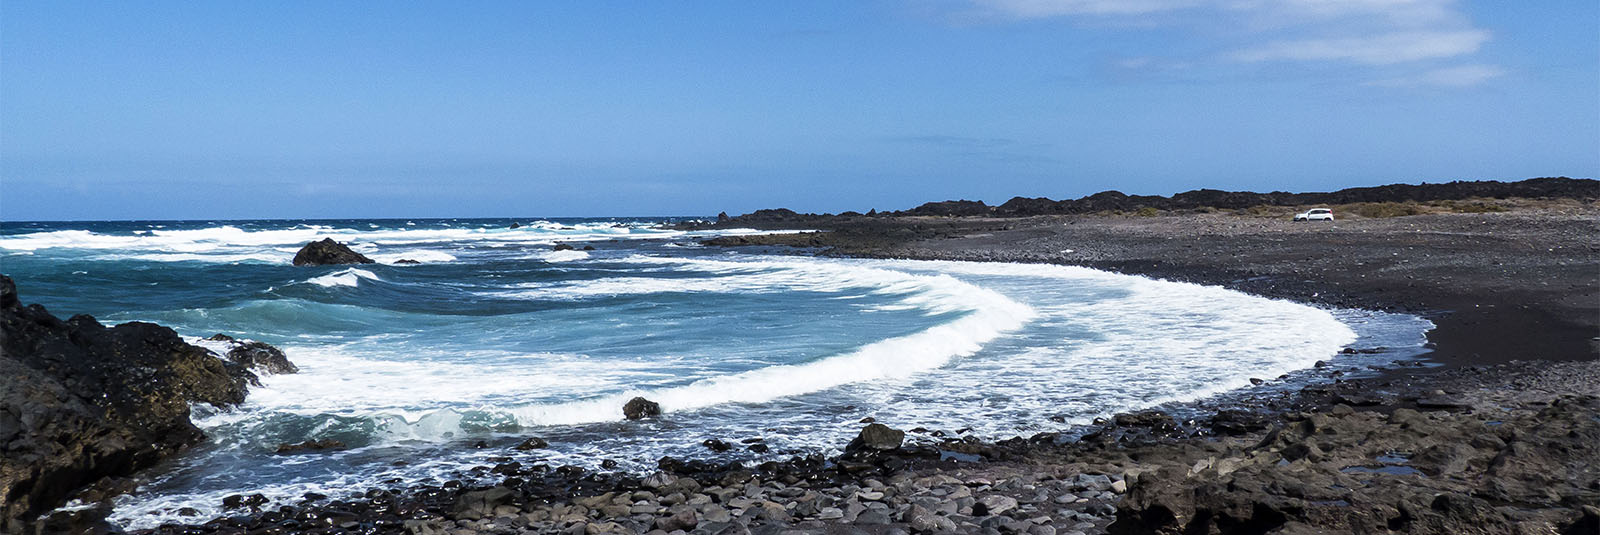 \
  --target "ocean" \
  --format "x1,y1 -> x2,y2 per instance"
0,218 -> 1432,529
